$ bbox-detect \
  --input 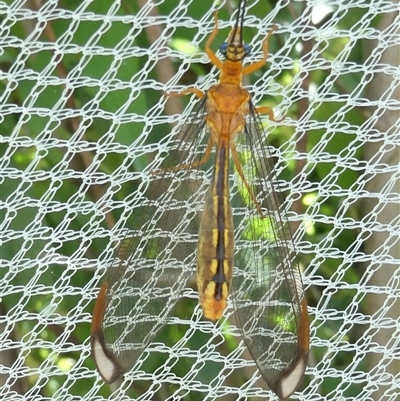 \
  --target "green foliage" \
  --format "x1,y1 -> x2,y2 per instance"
1,0 -> 373,399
